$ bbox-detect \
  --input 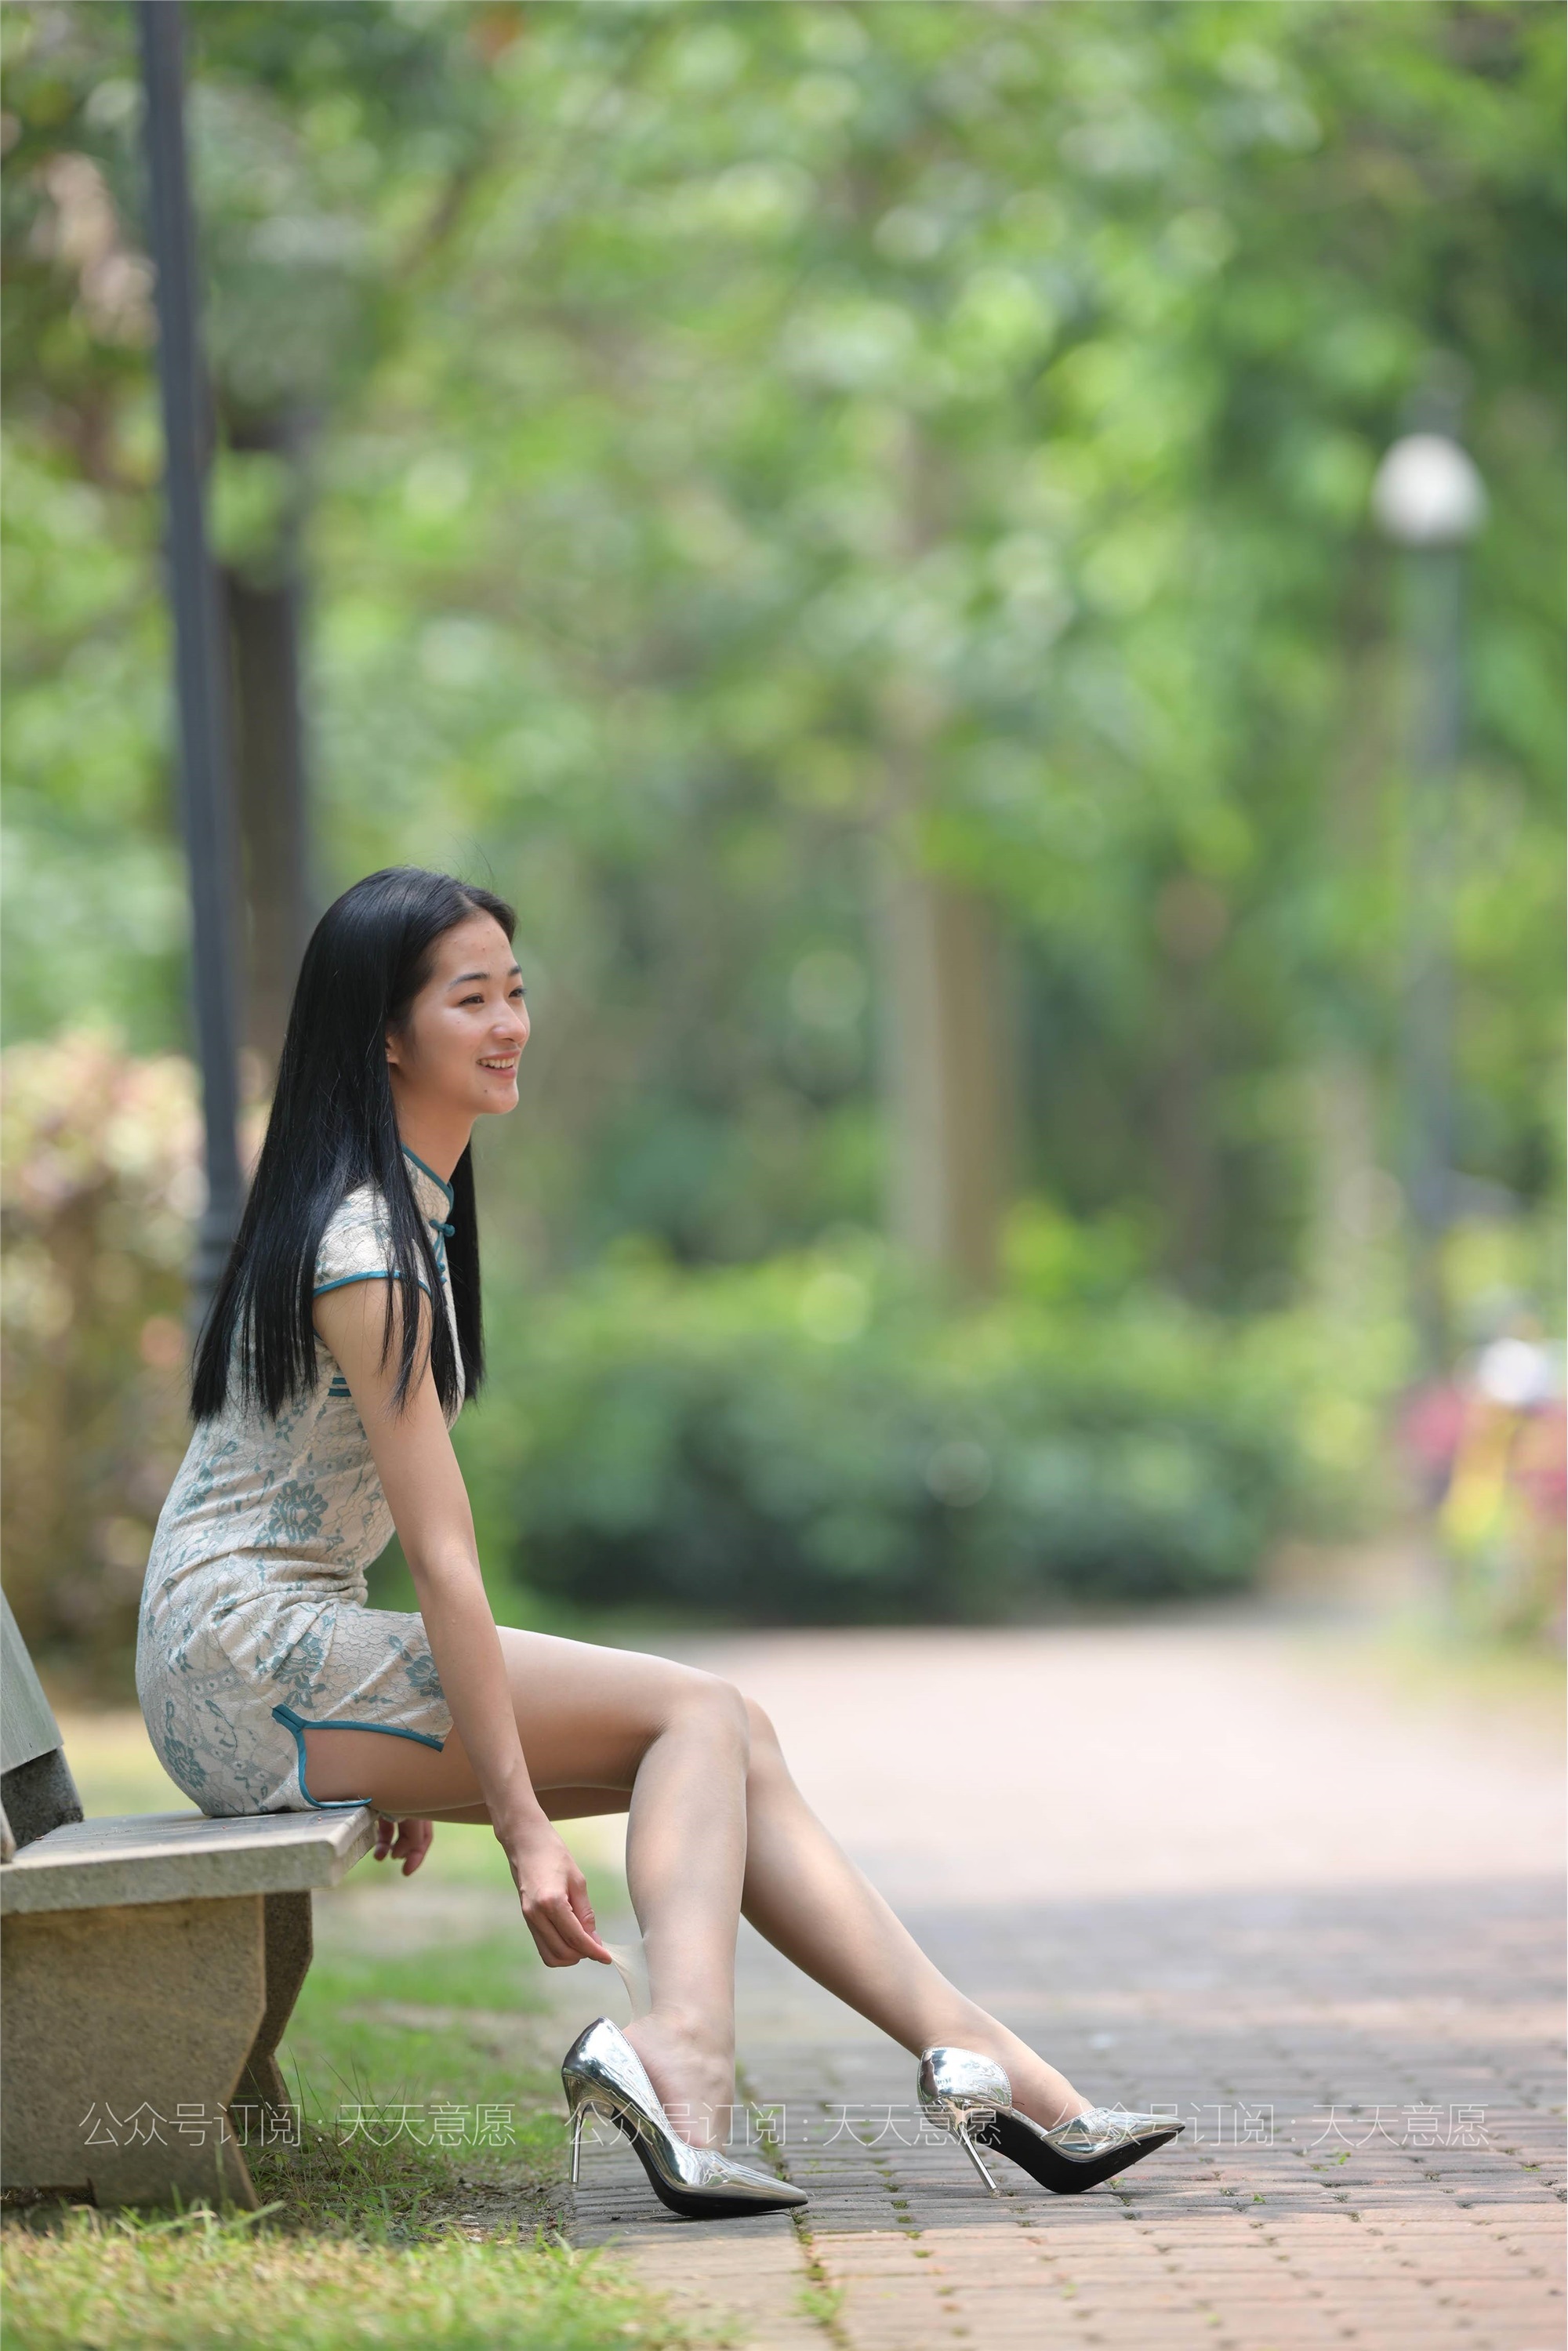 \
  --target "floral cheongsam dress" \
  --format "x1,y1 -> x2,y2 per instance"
136,1147 -> 461,1816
